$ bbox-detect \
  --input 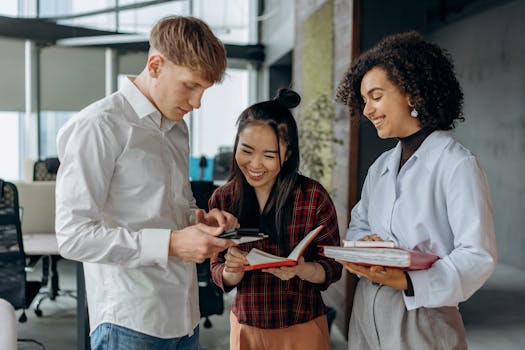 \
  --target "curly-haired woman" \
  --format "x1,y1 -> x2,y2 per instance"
336,31 -> 497,349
